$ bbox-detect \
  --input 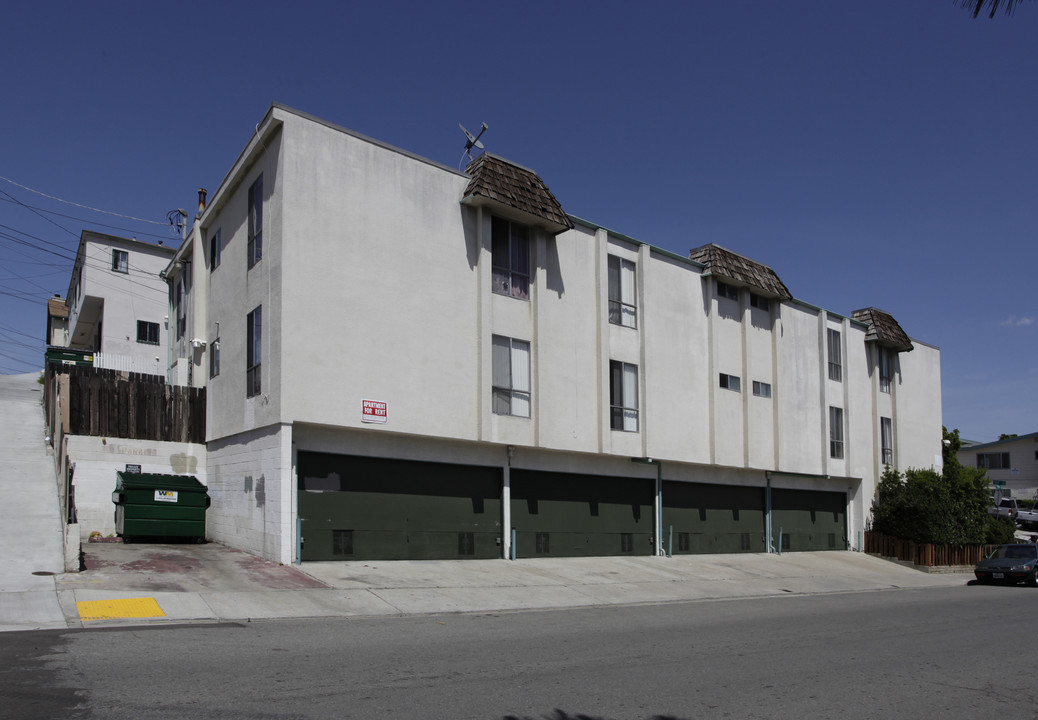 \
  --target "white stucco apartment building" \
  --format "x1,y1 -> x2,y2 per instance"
65,230 -> 175,374
165,103 -> 943,565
